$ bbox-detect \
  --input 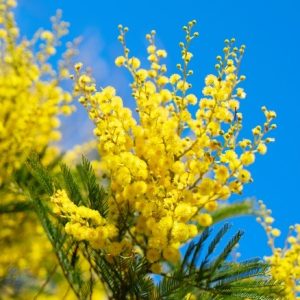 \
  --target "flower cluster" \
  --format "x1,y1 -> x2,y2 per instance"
0,0 -> 75,187
66,21 -> 277,272
51,190 -> 120,252
257,201 -> 300,299
0,1 -> 76,296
